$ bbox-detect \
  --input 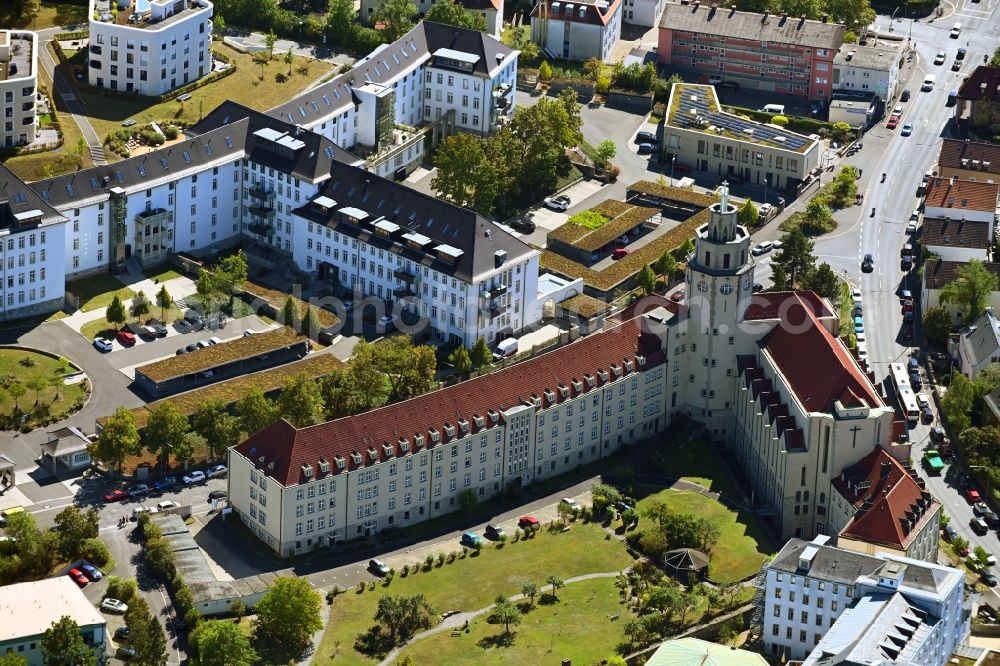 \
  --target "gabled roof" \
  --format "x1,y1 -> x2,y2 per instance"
923,257 -> 1000,289
938,138 -> 1000,176
658,4 -> 845,49
235,315 -> 666,487
957,65 -> 1000,102
645,638 -> 768,666
530,0 -> 622,27
923,177 -> 1000,213
742,290 -> 833,321
293,164 -> 535,283
961,309 -> 1000,368
919,217 -> 991,249
760,296 -> 883,412
833,447 -> 939,550
0,164 -> 66,229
